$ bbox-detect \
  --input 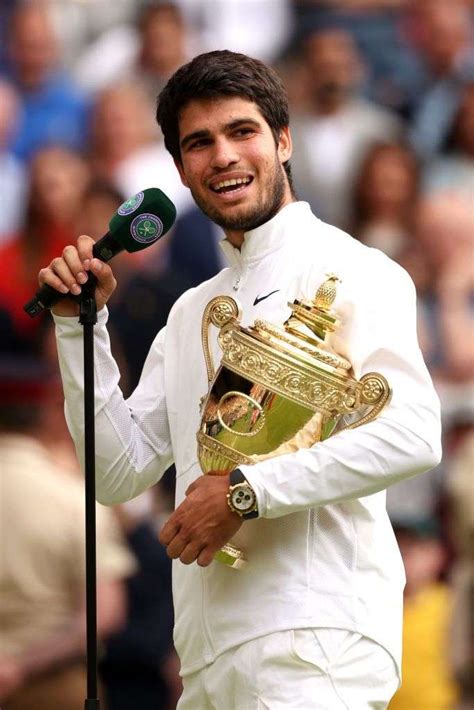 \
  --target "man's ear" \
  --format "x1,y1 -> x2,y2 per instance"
174,158 -> 189,188
278,126 -> 292,164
